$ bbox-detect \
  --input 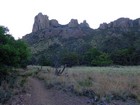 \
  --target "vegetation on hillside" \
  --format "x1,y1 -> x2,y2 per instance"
27,29 -> 140,67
